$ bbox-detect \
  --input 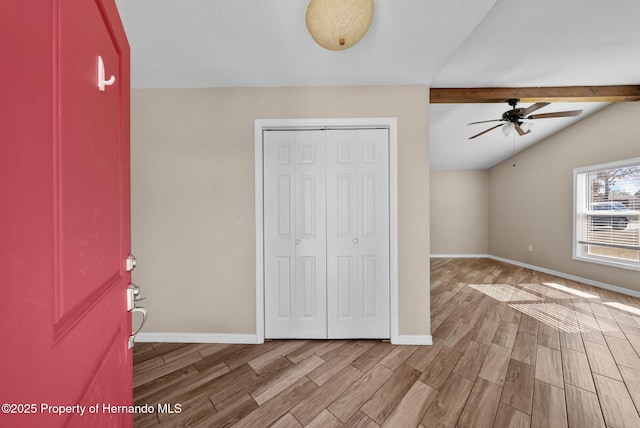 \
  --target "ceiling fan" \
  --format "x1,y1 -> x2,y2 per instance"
468,98 -> 583,139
